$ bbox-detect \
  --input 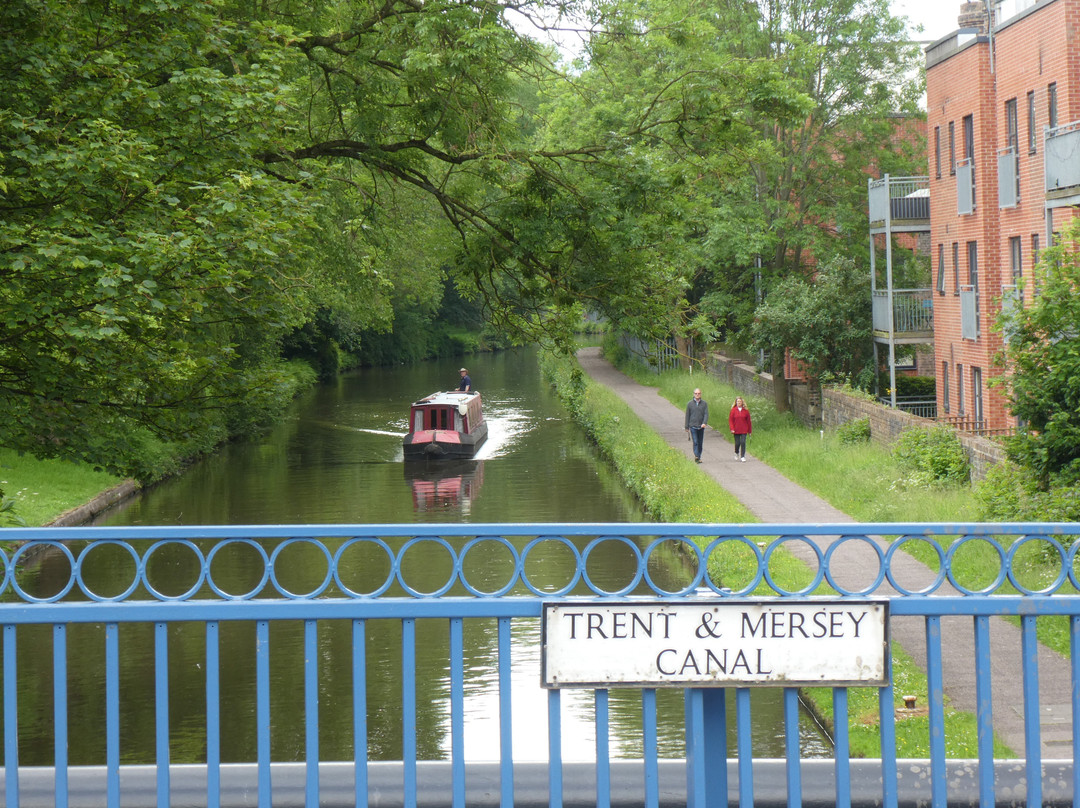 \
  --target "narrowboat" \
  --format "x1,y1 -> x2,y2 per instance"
402,390 -> 488,460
